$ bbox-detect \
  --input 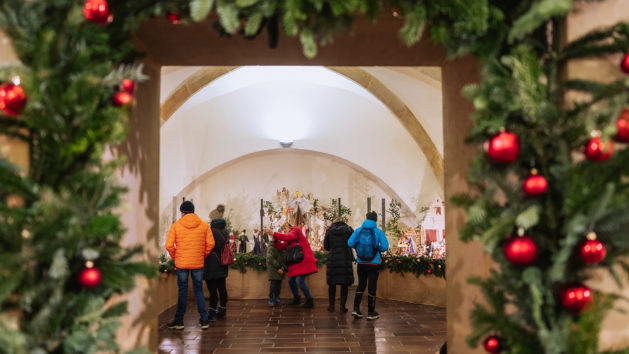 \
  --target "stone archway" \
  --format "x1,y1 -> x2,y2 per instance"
161,147 -> 419,225
127,15 -> 482,353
